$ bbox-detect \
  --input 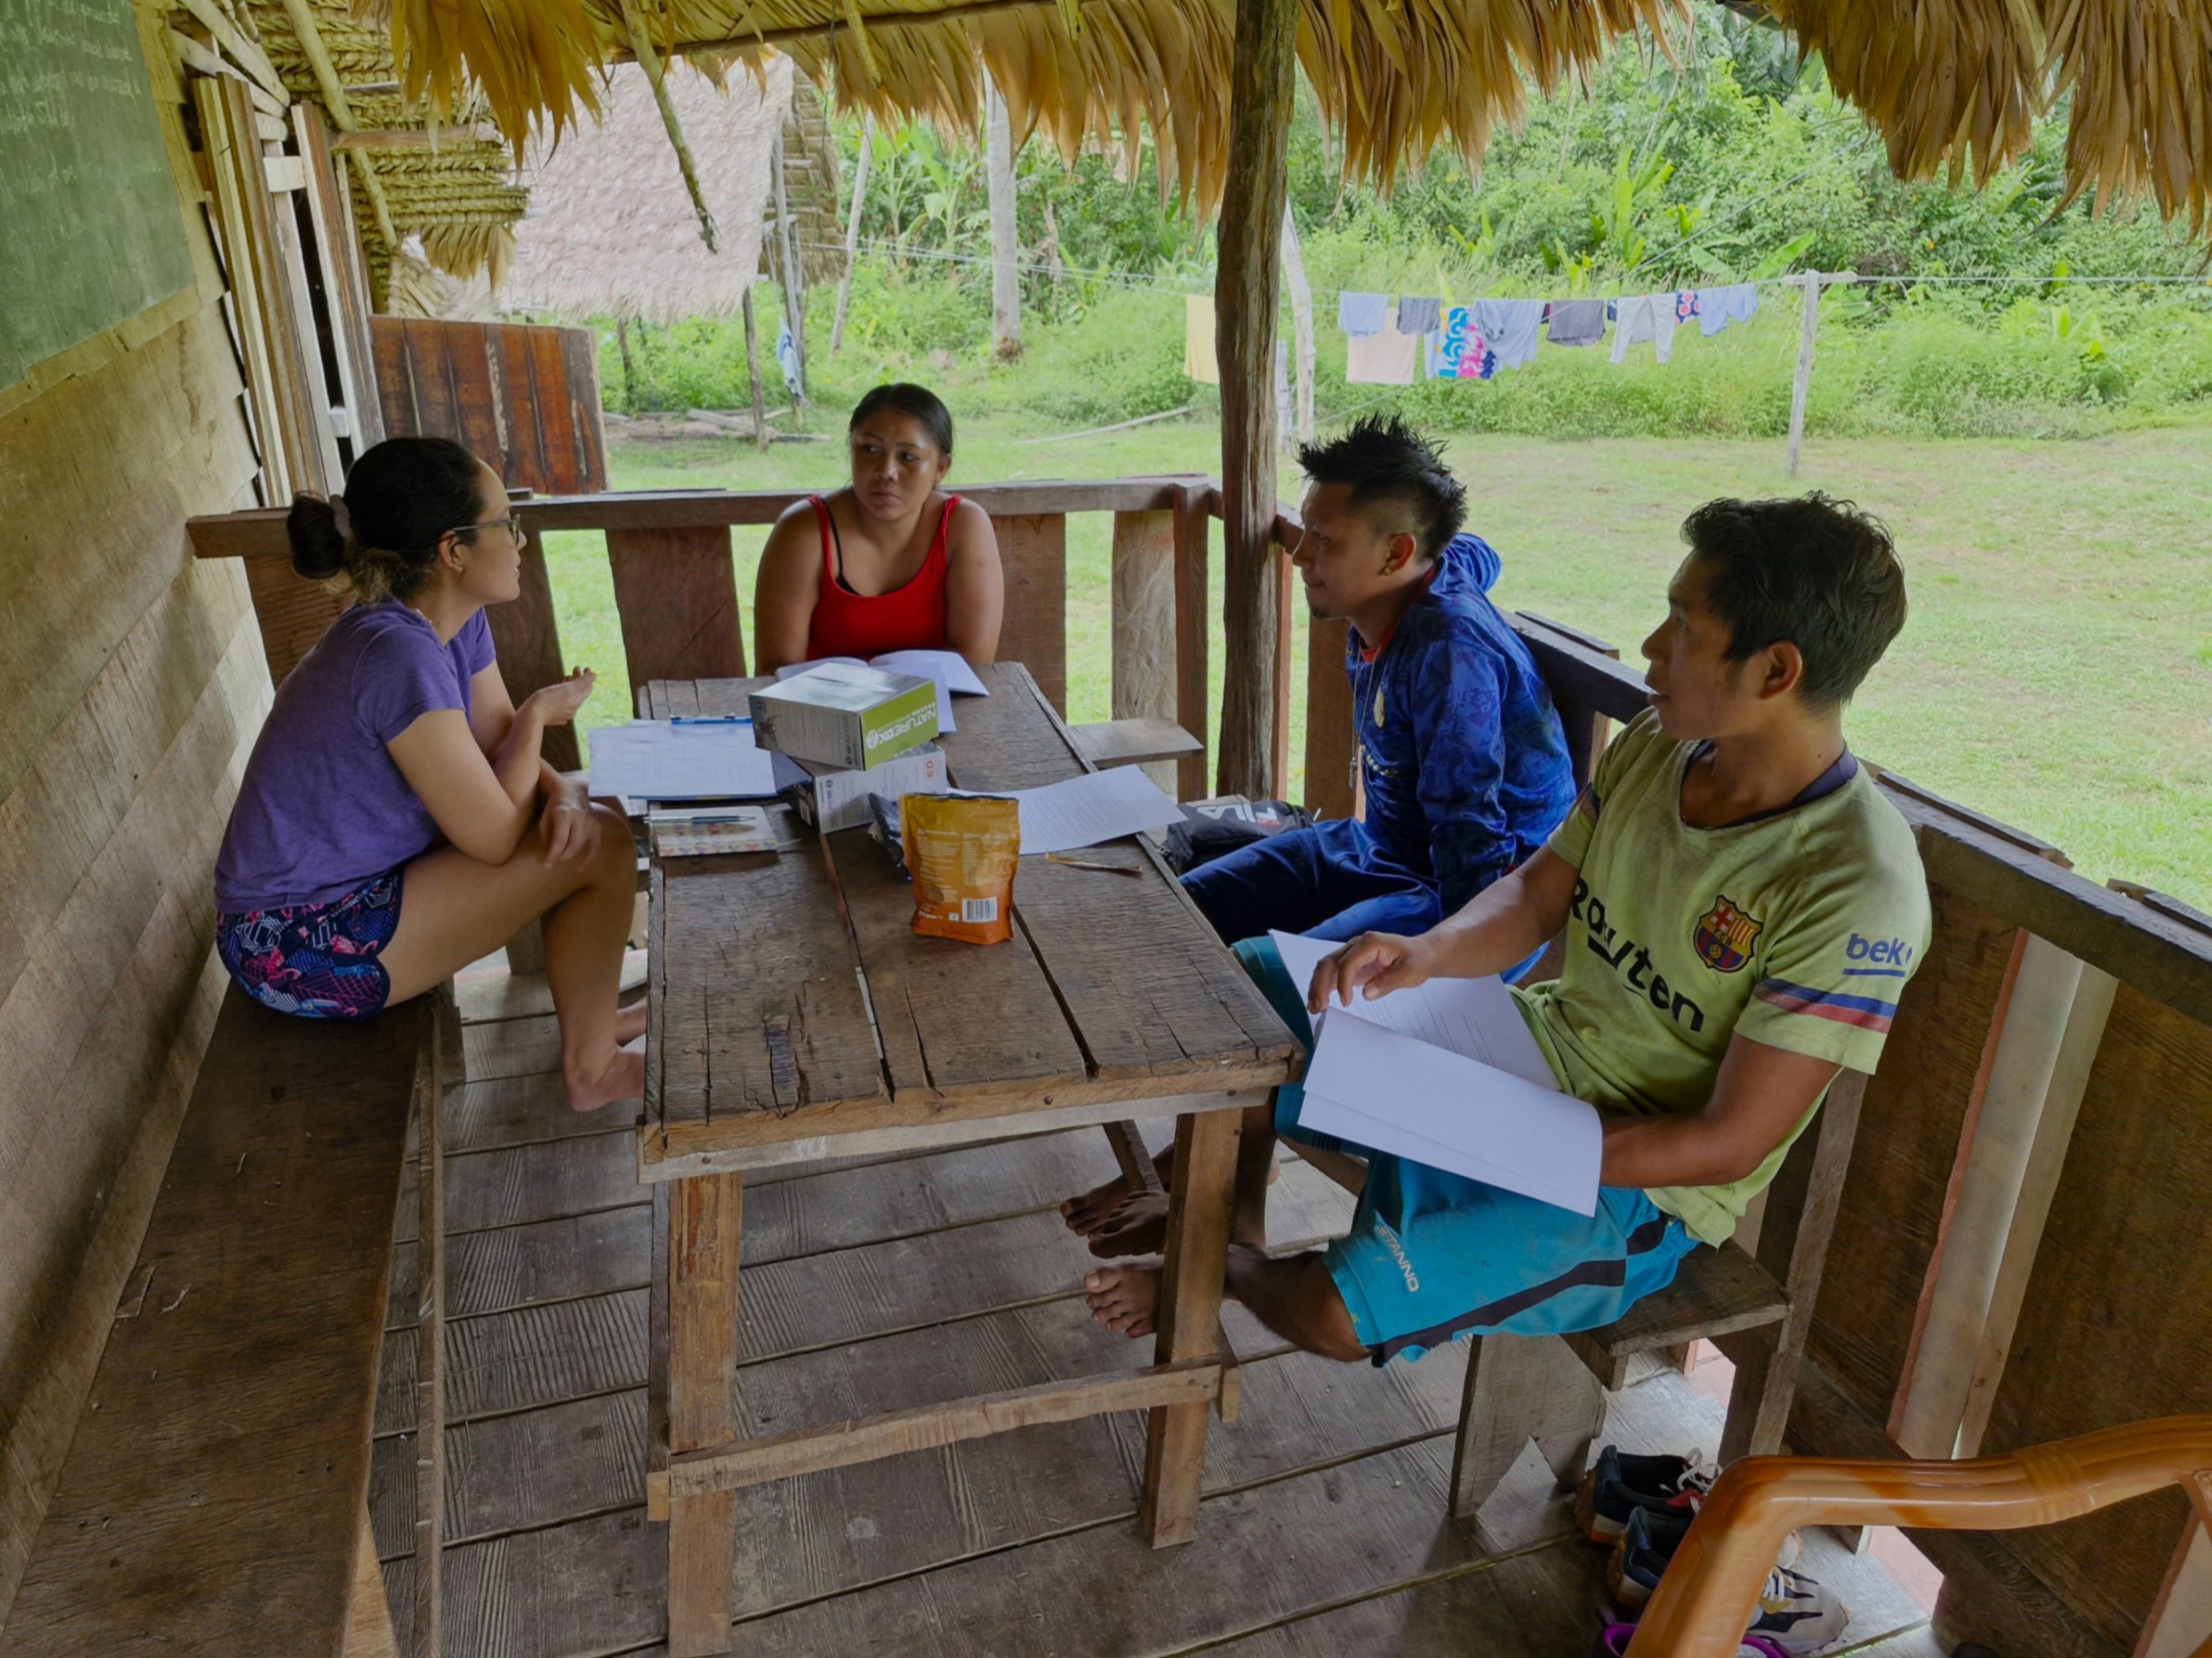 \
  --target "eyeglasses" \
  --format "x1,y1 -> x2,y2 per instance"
448,514 -> 526,545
